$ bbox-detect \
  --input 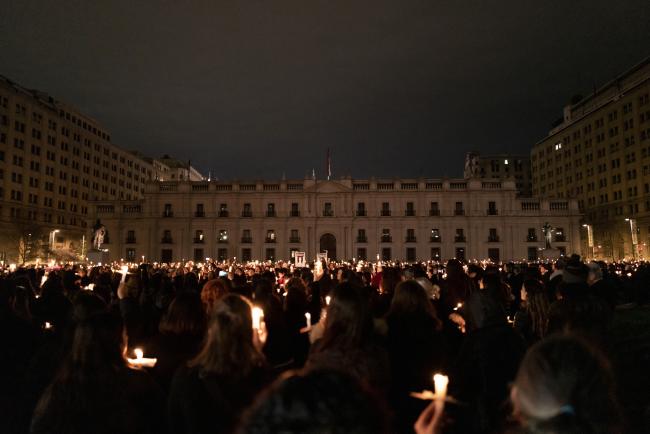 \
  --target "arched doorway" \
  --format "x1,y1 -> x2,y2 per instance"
319,233 -> 337,260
